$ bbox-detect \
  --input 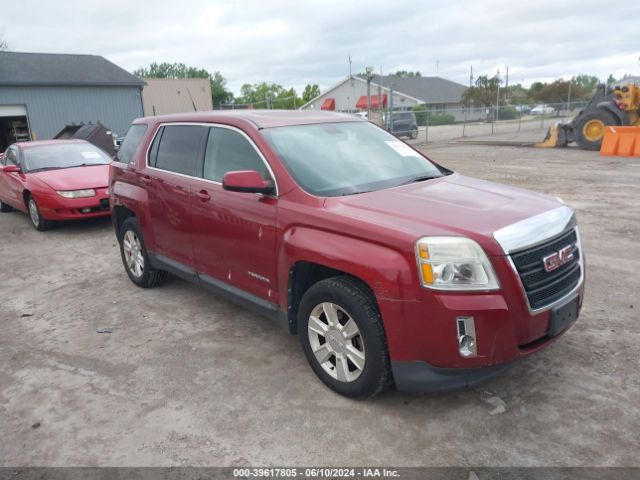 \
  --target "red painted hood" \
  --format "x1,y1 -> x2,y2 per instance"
29,165 -> 110,191
324,173 -> 563,256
